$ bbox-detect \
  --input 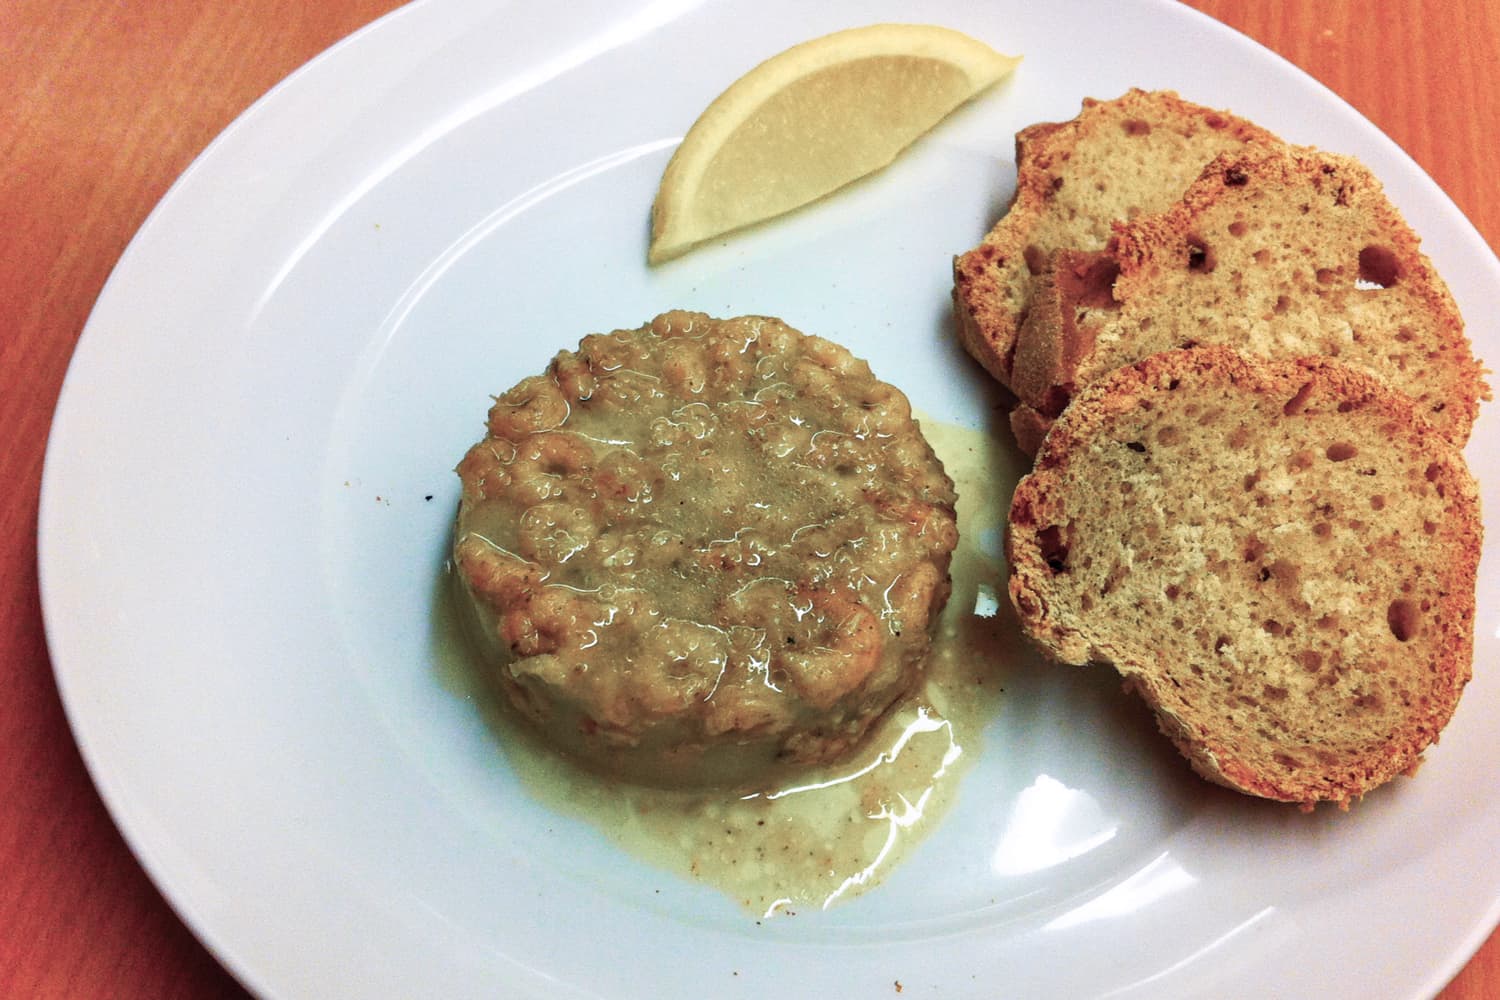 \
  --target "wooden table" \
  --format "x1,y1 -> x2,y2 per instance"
2,1 -> 1496,996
